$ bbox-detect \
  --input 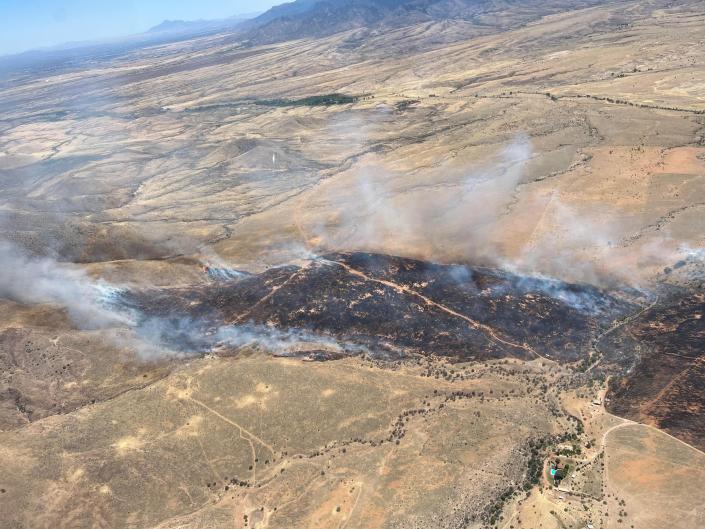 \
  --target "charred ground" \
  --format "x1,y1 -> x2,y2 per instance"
124,252 -> 636,363
605,290 -> 705,450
